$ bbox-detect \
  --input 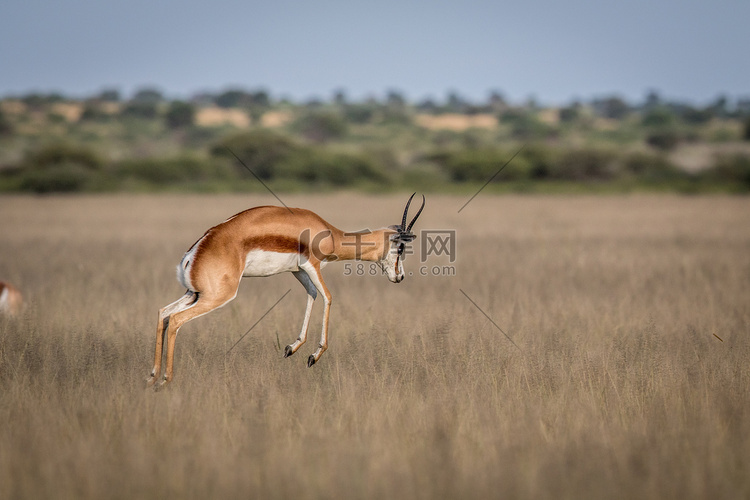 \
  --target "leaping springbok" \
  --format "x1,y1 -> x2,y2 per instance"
0,281 -> 23,317
147,194 -> 425,388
